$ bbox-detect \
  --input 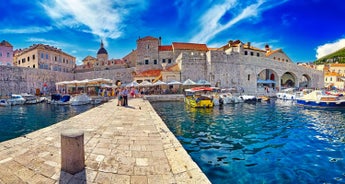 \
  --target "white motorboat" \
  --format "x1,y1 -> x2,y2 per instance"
49,94 -> 71,105
239,95 -> 261,103
20,93 -> 38,104
71,94 -> 91,106
0,99 -> 10,106
276,88 -> 297,100
7,94 -> 26,105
